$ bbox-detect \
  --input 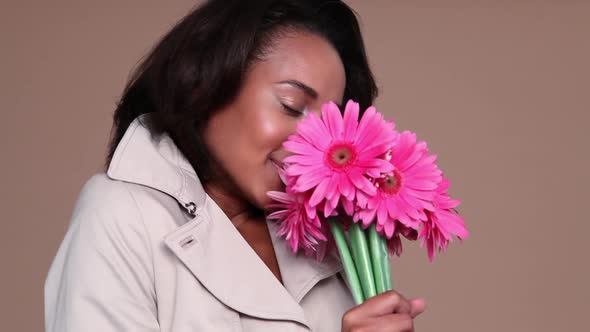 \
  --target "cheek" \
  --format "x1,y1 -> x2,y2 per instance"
247,111 -> 297,204
254,112 -> 293,151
